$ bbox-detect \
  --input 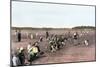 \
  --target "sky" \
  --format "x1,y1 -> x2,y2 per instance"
12,1 -> 95,28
